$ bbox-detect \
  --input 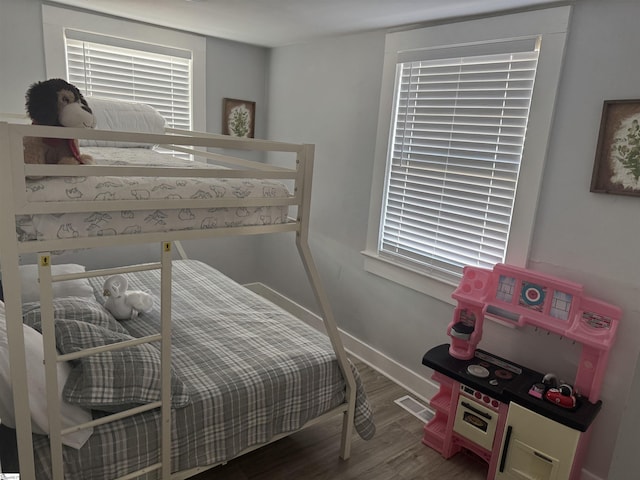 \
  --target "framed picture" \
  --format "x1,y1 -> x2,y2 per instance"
222,98 -> 255,138
591,99 -> 640,196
